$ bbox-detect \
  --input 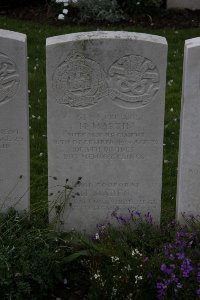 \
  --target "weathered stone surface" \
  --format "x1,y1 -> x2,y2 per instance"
177,38 -> 200,221
167,0 -> 200,10
0,30 -> 29,211
47,31 -> 167,233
